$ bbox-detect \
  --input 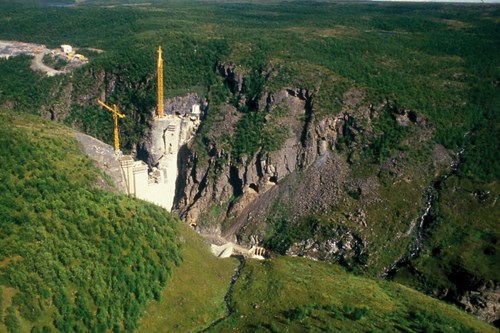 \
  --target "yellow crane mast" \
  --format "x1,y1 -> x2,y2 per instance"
157,46 -> 164,118
97,99 -> 126,153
